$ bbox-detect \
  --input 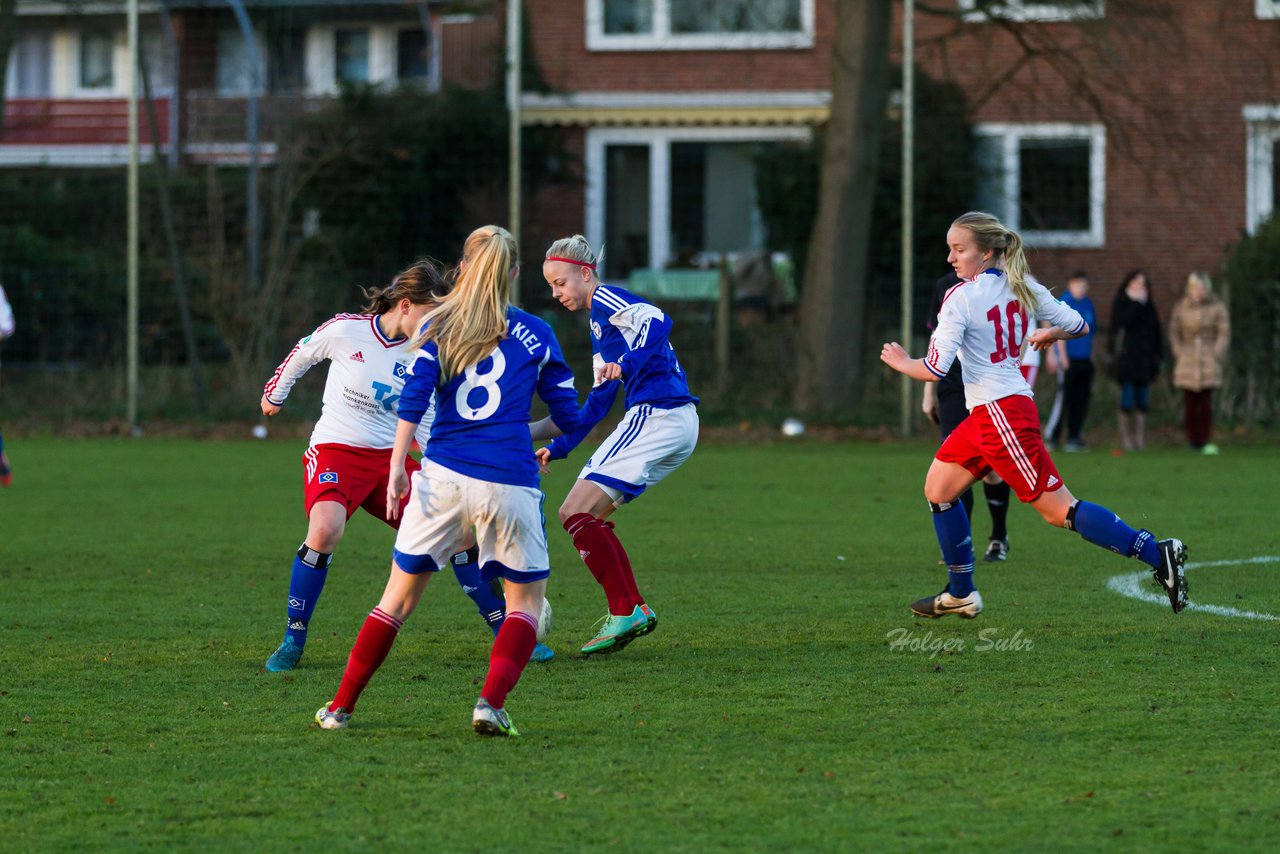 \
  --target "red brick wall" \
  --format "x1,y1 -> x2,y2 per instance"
906,1 -> 1280,314
524,0 -> 836,91
519,2 -> 1280,320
